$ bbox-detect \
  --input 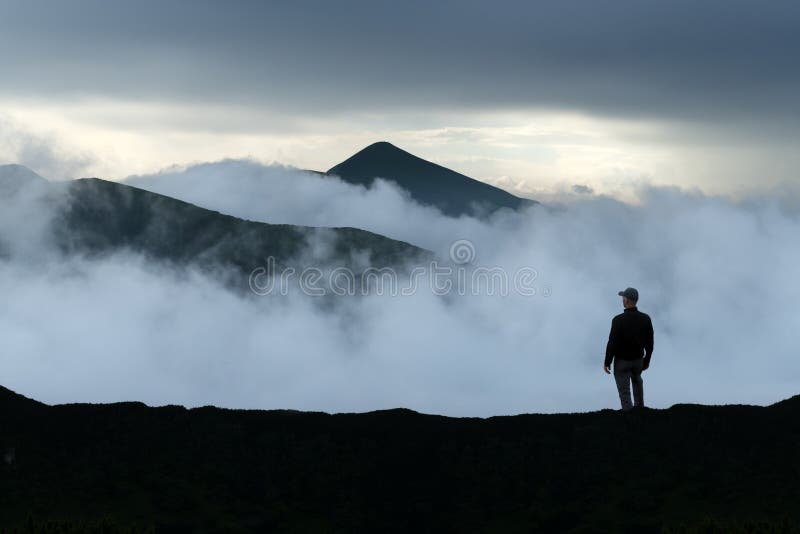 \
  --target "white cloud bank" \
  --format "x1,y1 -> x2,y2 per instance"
1,161 -> 799,416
